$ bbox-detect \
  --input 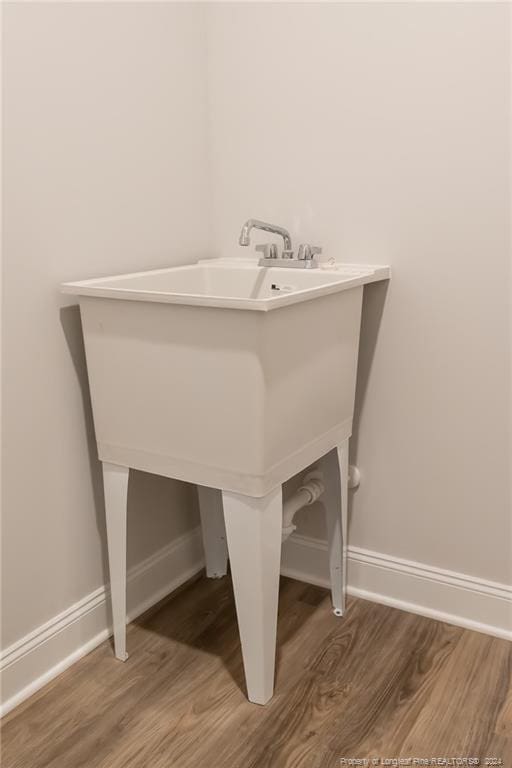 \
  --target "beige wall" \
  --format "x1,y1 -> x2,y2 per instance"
2,1 -> 510,657
206,2 -> 511,584
2,2 -> 210,647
